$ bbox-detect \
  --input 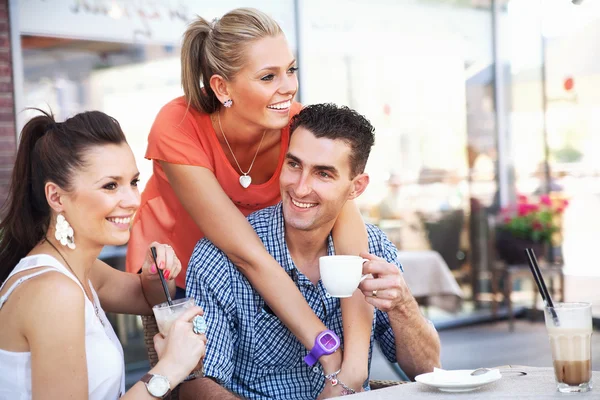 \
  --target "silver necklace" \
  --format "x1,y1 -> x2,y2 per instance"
44,238 -> 105,327
217,111 -> 267,189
